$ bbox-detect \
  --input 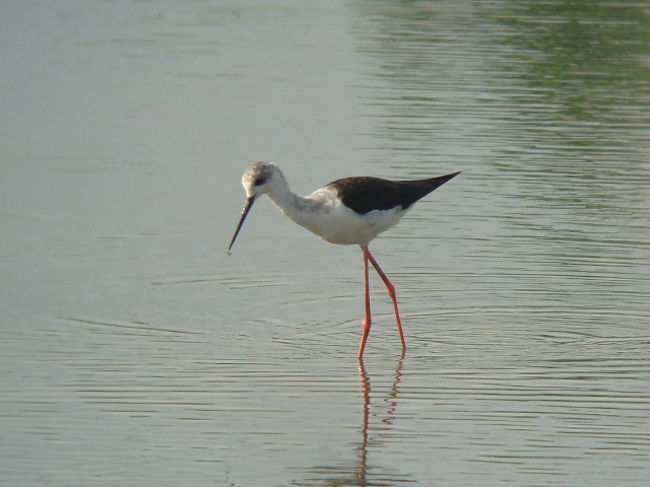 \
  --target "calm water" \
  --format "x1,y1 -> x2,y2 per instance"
2,1 -> 650,486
